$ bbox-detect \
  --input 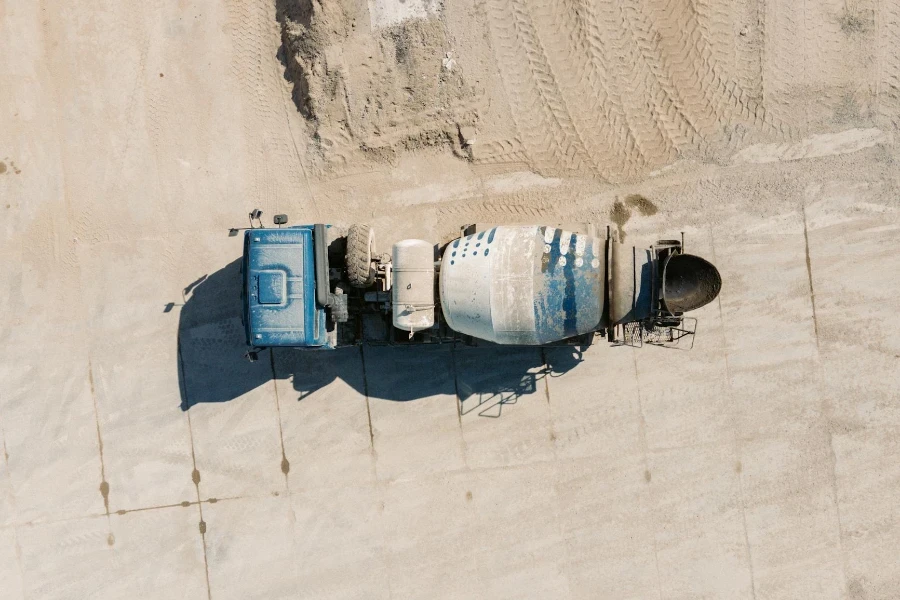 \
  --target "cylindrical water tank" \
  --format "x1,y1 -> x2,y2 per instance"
392,239 -> 436,333
439,226 -> 607,344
